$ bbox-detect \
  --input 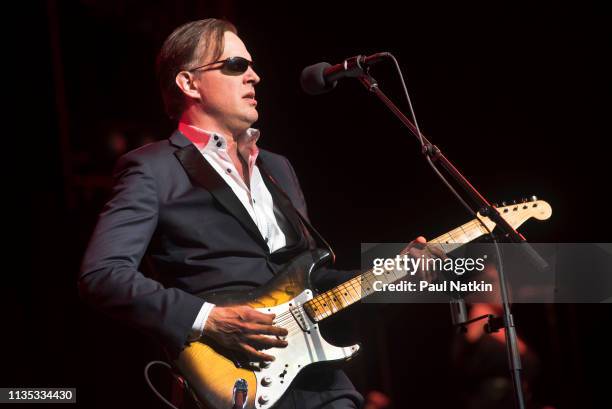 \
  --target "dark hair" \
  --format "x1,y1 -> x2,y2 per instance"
156,18 -> 237,119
